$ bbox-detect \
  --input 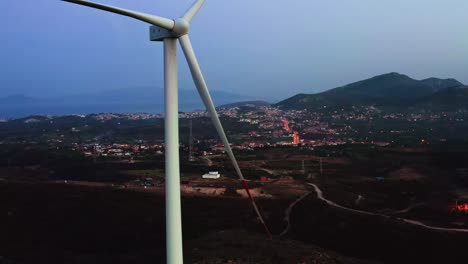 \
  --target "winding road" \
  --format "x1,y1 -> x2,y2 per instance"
307,183 -> 468,233
387,202 -> 426,215
279,190 -> 313,237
